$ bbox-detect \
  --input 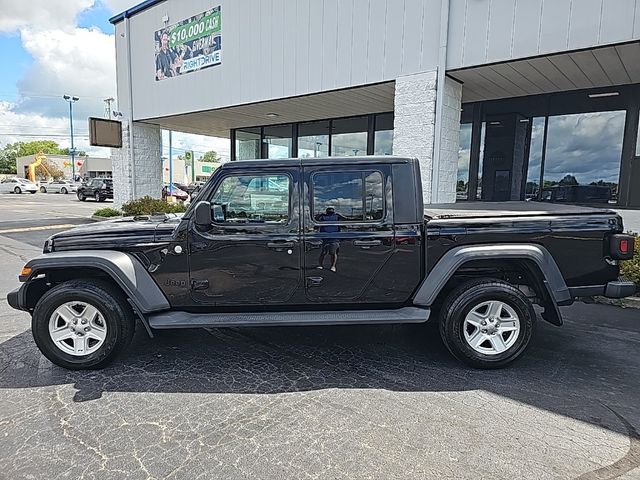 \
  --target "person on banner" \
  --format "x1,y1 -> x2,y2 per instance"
155,30 -> 180,80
